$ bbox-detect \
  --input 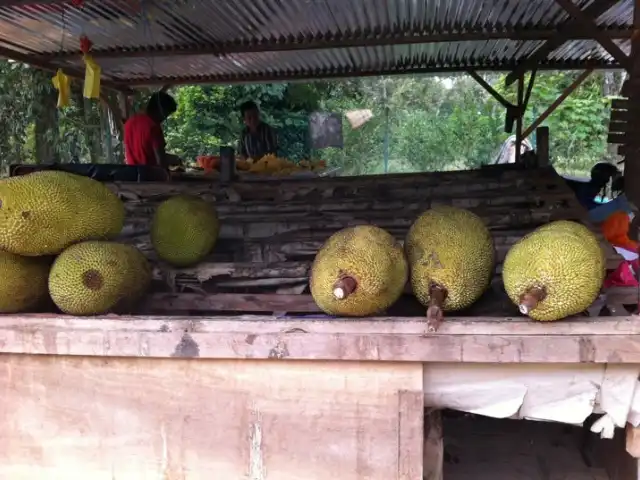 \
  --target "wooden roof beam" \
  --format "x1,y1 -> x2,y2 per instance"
554,0 -> 631,71
467,69 -> 516,109
123,61 -> 617,88
0,44 -> 133,94
37,27 -> 633,61
521,69 -> 593,139
505,0 -> 622,86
